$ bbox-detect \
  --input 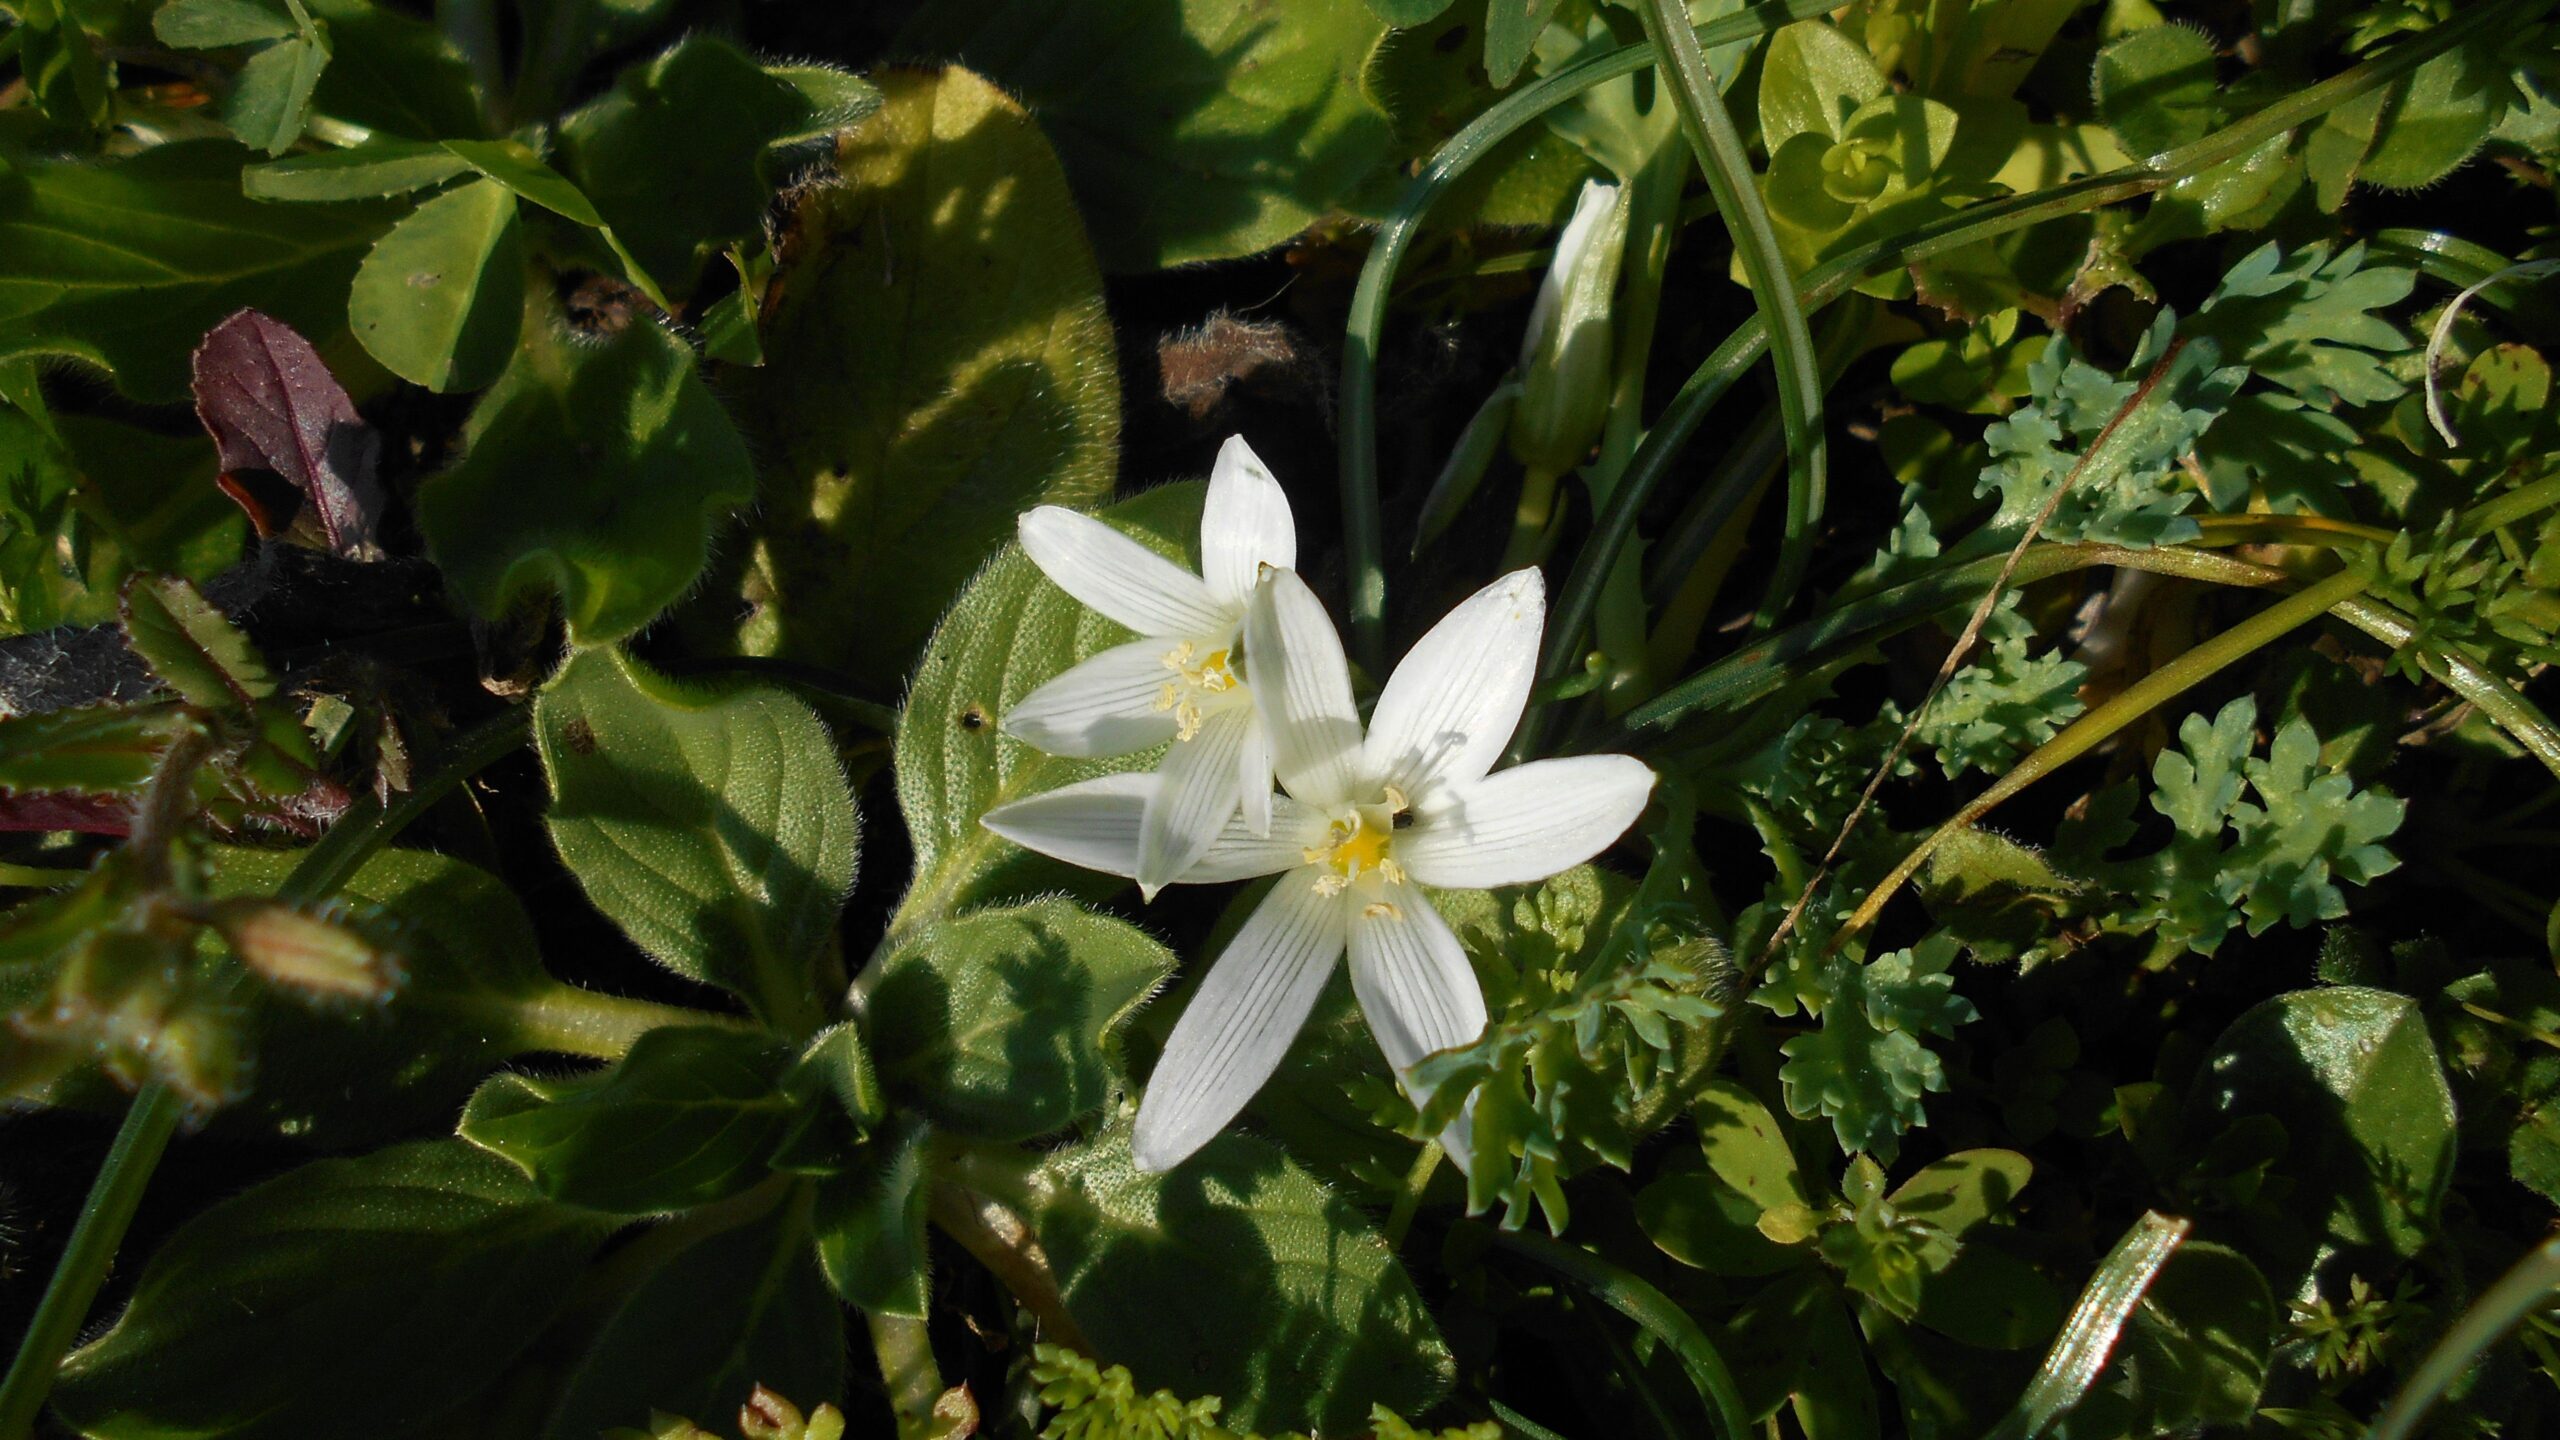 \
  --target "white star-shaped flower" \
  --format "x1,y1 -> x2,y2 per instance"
982,566 -> 1656,1175
1004,436 -> 1296,897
